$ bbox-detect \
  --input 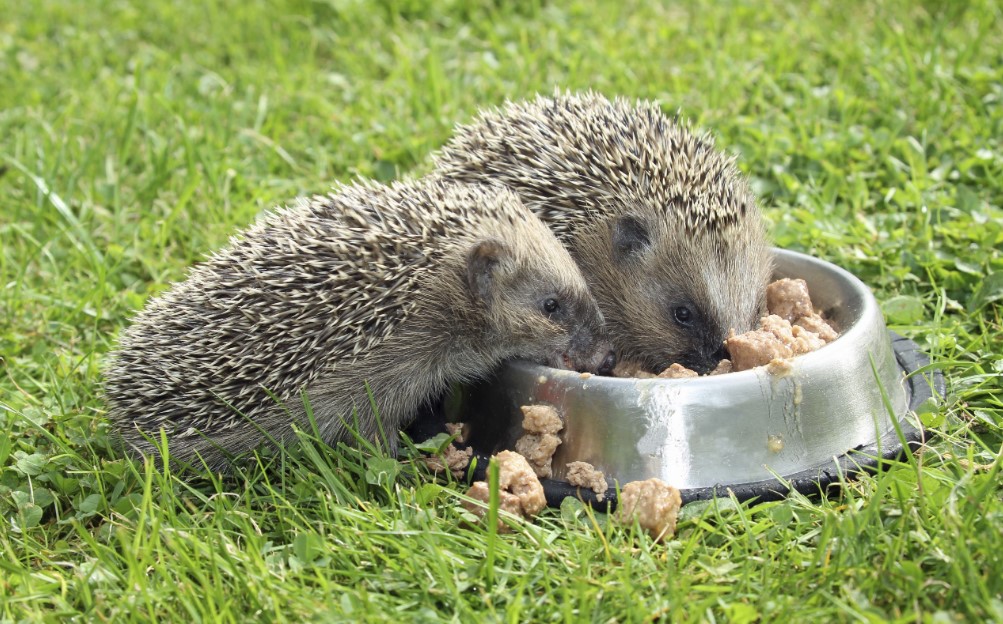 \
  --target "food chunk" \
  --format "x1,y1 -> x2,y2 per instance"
565,461 -> 609,502
422,444 -> 473,479
766,278 -> 814,323
728,314 -> 834,372
463,451 -> 547,530
515,433 -> 562,478
463,482 -> 524,532
708,359 -> 733,375
494,450 -> 547,516
612,360 -> 657,378
657,363 -> 699,379
445,422 -> 468,444
516,404 -> 564,478
614,478 -> 683,541
790,324 -> 826,354
794,313 -> 838,343
726,323 -> 795,371
519,404 -> 563,434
